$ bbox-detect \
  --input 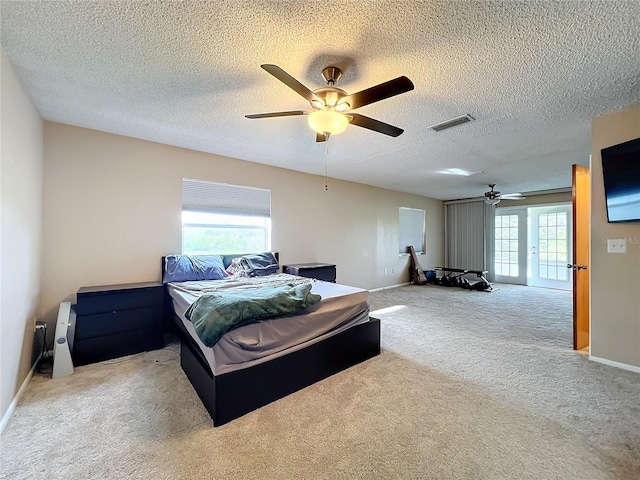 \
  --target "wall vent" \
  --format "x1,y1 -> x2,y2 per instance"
429,114 -> 475,132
